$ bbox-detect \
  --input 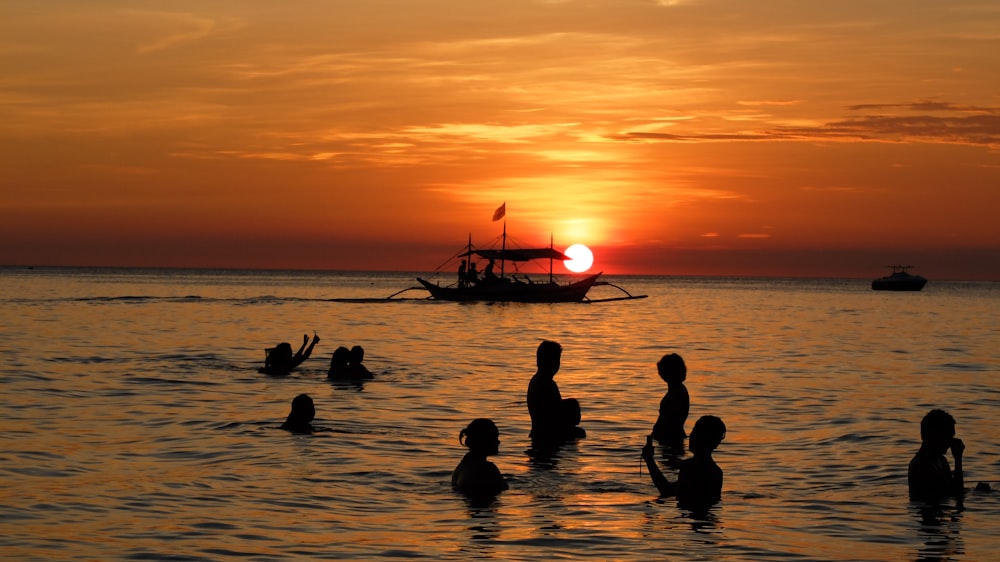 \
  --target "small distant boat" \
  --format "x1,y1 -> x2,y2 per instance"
872,265 -> 927,291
